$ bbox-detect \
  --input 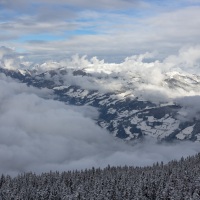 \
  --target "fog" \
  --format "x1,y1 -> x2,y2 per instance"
175,95 -> 200,121
0,74 -> 199,176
